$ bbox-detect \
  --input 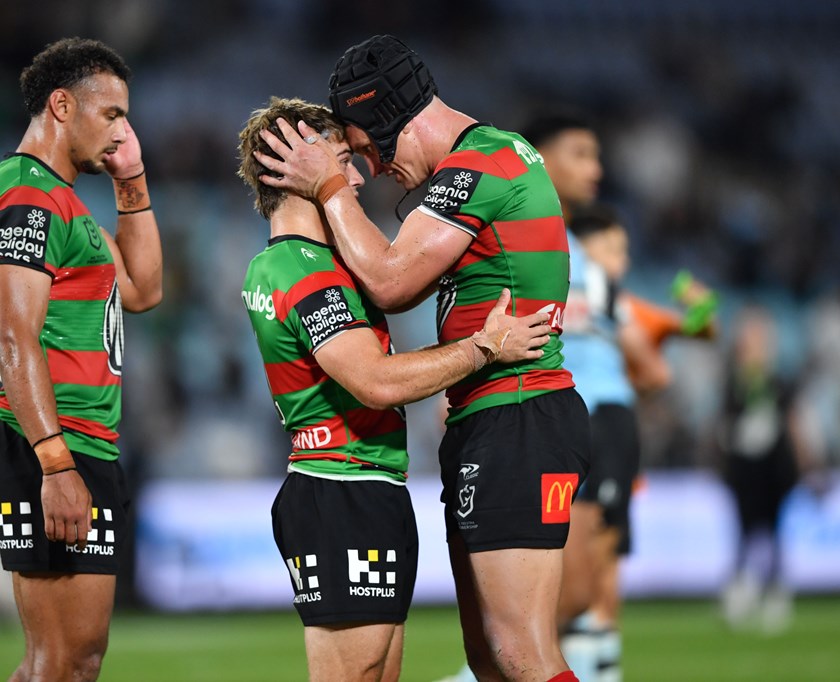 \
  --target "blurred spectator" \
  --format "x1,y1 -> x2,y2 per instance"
715,304 -> 816,633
